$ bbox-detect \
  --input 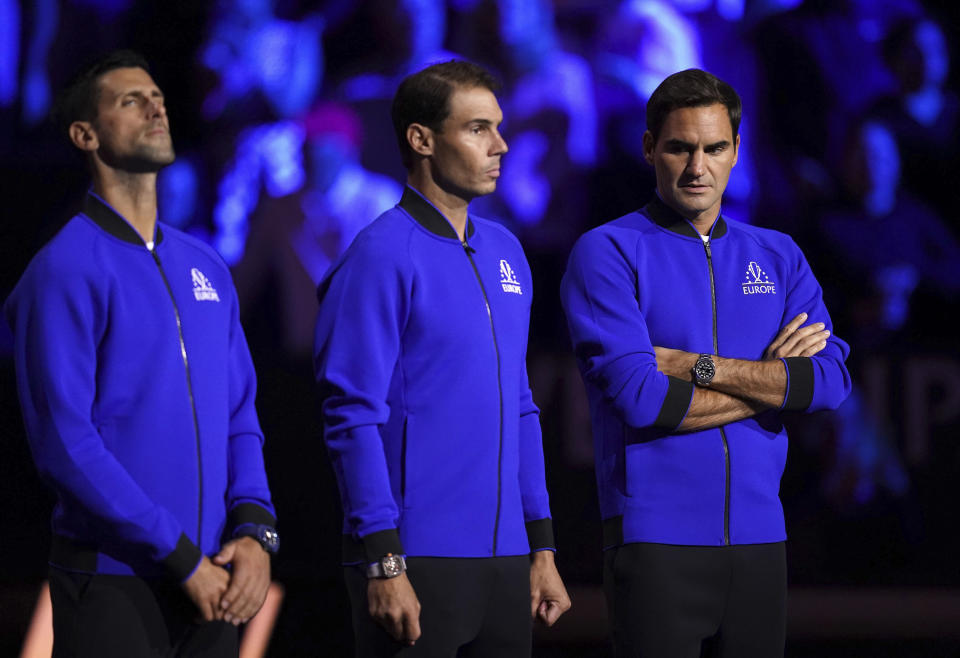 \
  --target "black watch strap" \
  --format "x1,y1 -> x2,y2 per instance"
233,524 -> 280,554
